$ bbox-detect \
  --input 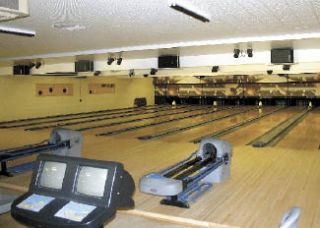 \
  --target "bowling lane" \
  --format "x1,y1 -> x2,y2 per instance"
67,105 -> 235,135
0,105 -> 166,128
68,105 -> 217,132
0,105 -> 224,174
276,106 -> 320,150
0,106 -> 208,170
18,105 -> 189,130
221,106 -> 304,146
93,106 -> 250,139
151,106 -> 279,143
1,106 -> 320,228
